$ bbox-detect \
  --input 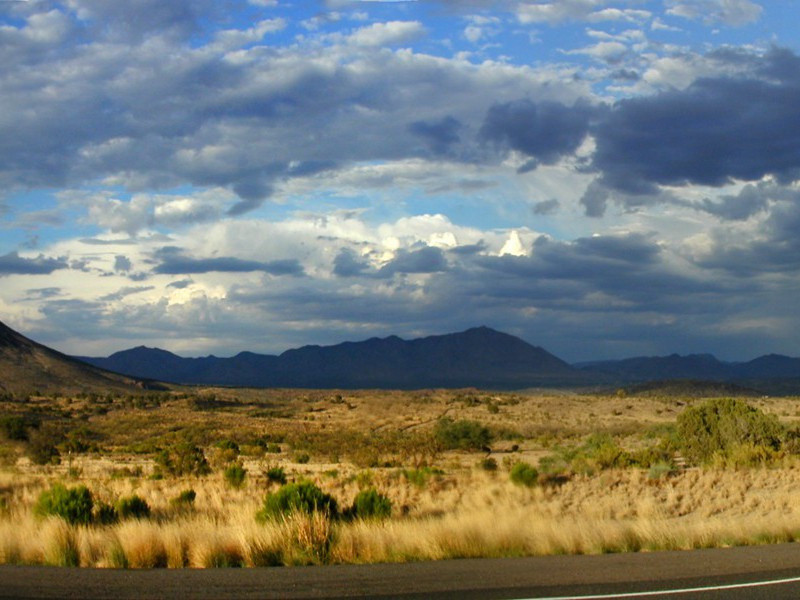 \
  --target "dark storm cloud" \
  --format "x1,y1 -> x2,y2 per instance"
480,99 -> 596,168
153,247 -> 304,276
0,251 -> 68,276
408,116 -> 462,155
474,233 -> 661,283
698,183 -> 771,220
592,49 -> 800,195
694,197 -> 800,276
378,246 -> 448,277
333,248 -> 370,277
